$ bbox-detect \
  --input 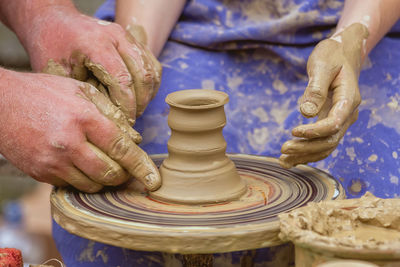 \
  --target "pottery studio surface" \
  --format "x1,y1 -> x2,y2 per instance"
51,90 -> 344,267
